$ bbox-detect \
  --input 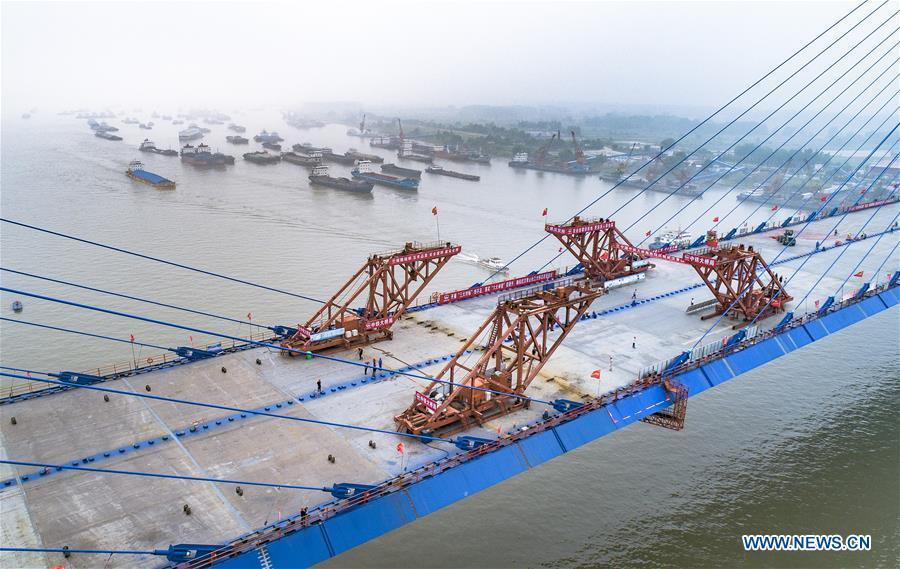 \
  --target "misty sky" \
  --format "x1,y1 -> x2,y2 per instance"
1,1 -> 863,112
